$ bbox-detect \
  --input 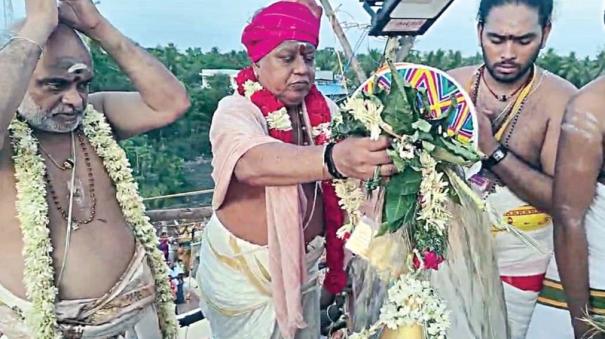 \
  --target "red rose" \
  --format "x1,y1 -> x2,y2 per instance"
424,251 -> 444,270
235,67 -> 256,95
315,133 -> 328,145
412,255 -> 421,270
413,250 -> 444,270
342,232 -> 351,241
